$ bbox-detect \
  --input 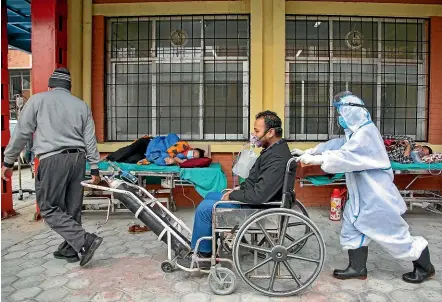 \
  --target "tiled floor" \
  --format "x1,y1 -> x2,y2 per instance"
1,169 -> 441,301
